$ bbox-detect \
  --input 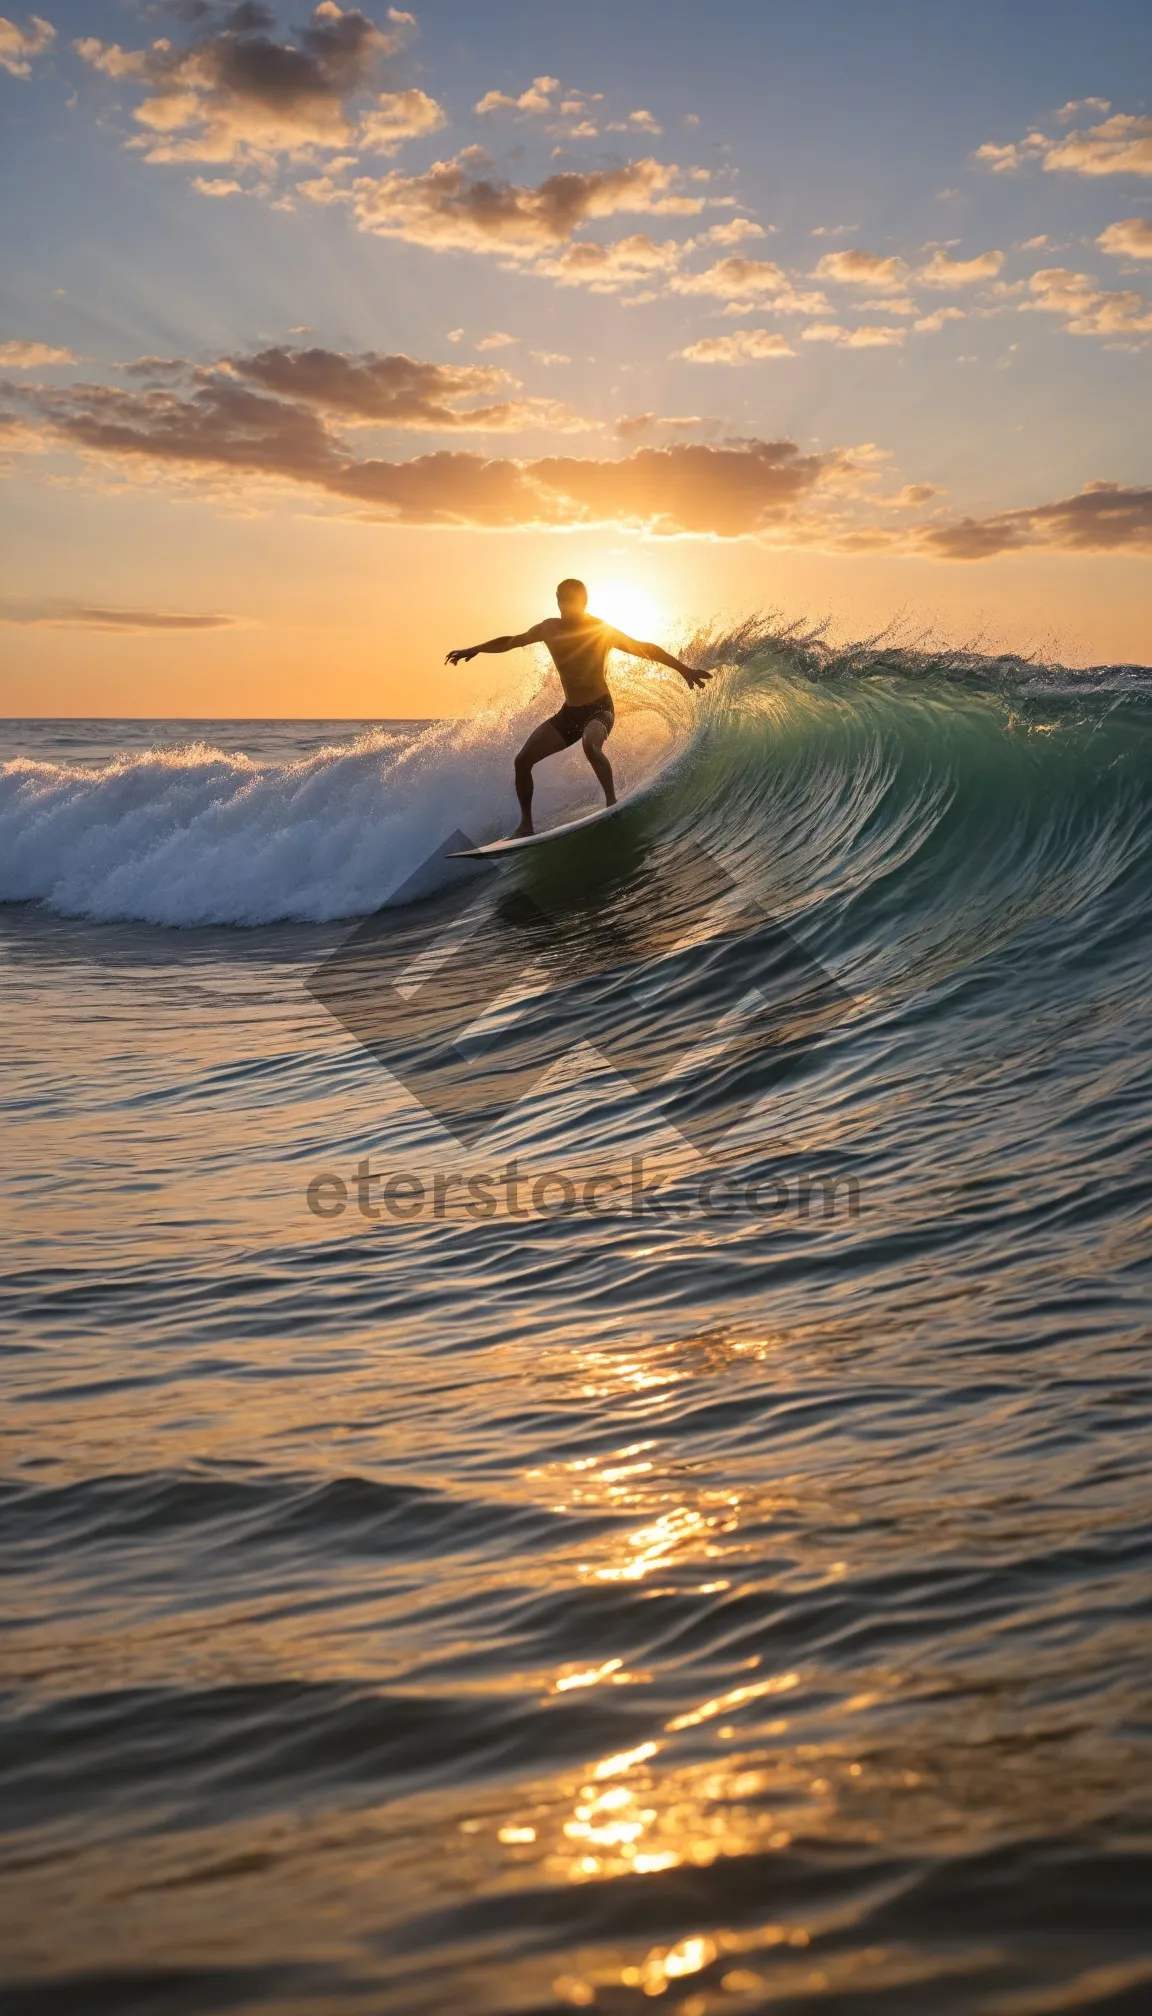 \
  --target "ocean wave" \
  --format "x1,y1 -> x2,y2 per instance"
1,621 -> 1149,928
